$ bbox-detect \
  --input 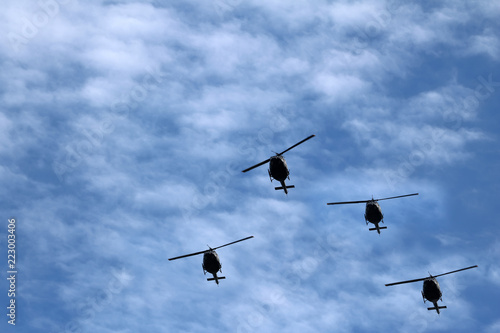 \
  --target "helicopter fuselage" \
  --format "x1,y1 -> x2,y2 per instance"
202,251 -> 222,275
269,155 -> 289,182
364,200 -> 383,224
422,278 -> 442,303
